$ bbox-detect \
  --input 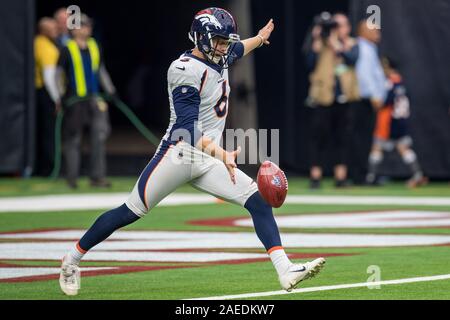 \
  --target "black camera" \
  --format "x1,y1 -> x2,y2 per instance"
314,11 -> 338,39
